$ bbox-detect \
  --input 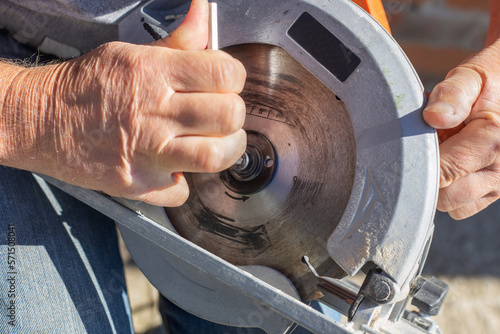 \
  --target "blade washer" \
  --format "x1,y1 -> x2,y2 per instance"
220,130 -> 277,195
